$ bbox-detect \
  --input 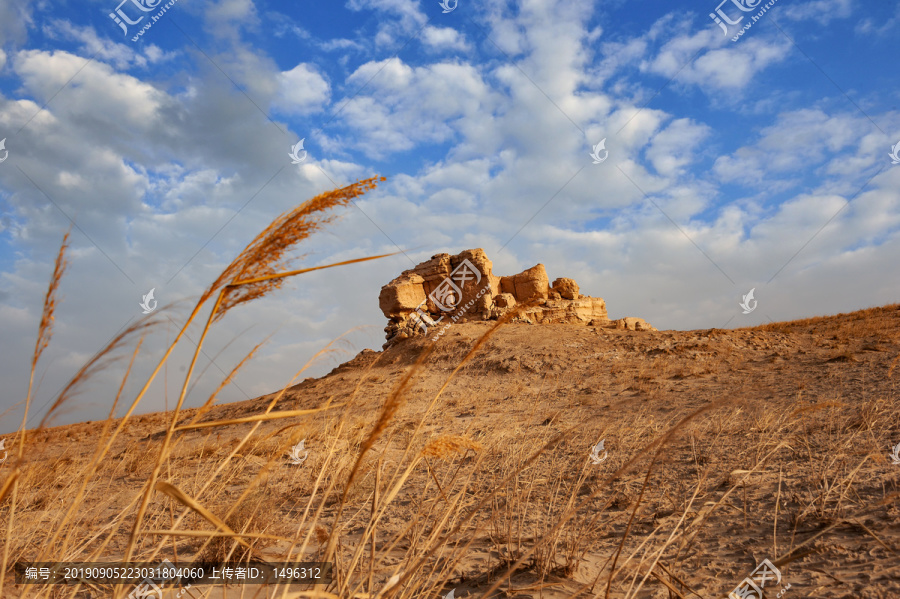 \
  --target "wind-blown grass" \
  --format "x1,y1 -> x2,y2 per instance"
1,179 -> 898,598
